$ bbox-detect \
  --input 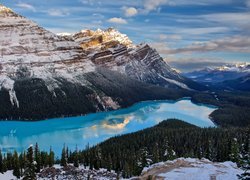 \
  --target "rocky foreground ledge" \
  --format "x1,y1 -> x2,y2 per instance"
0,158 -> 243,180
